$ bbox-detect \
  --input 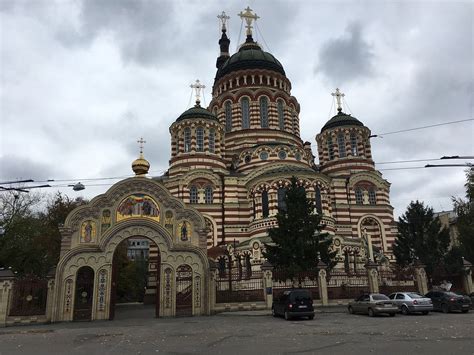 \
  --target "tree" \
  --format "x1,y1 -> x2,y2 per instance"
393,200 -> 450,278
453,168 -> 474,264
263,177 -> 336,283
